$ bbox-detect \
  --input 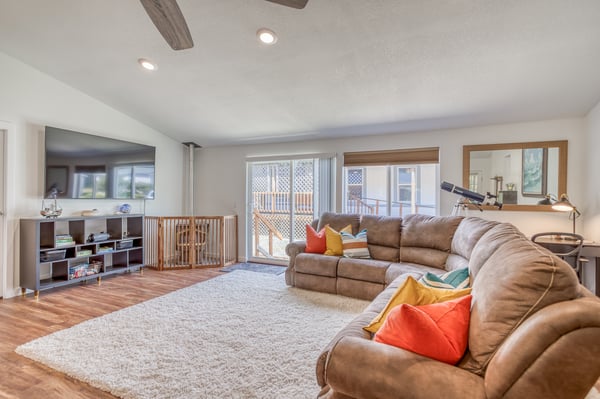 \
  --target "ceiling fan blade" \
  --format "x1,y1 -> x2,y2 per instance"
140,0 -> 194,50
265,0 -> 309,9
